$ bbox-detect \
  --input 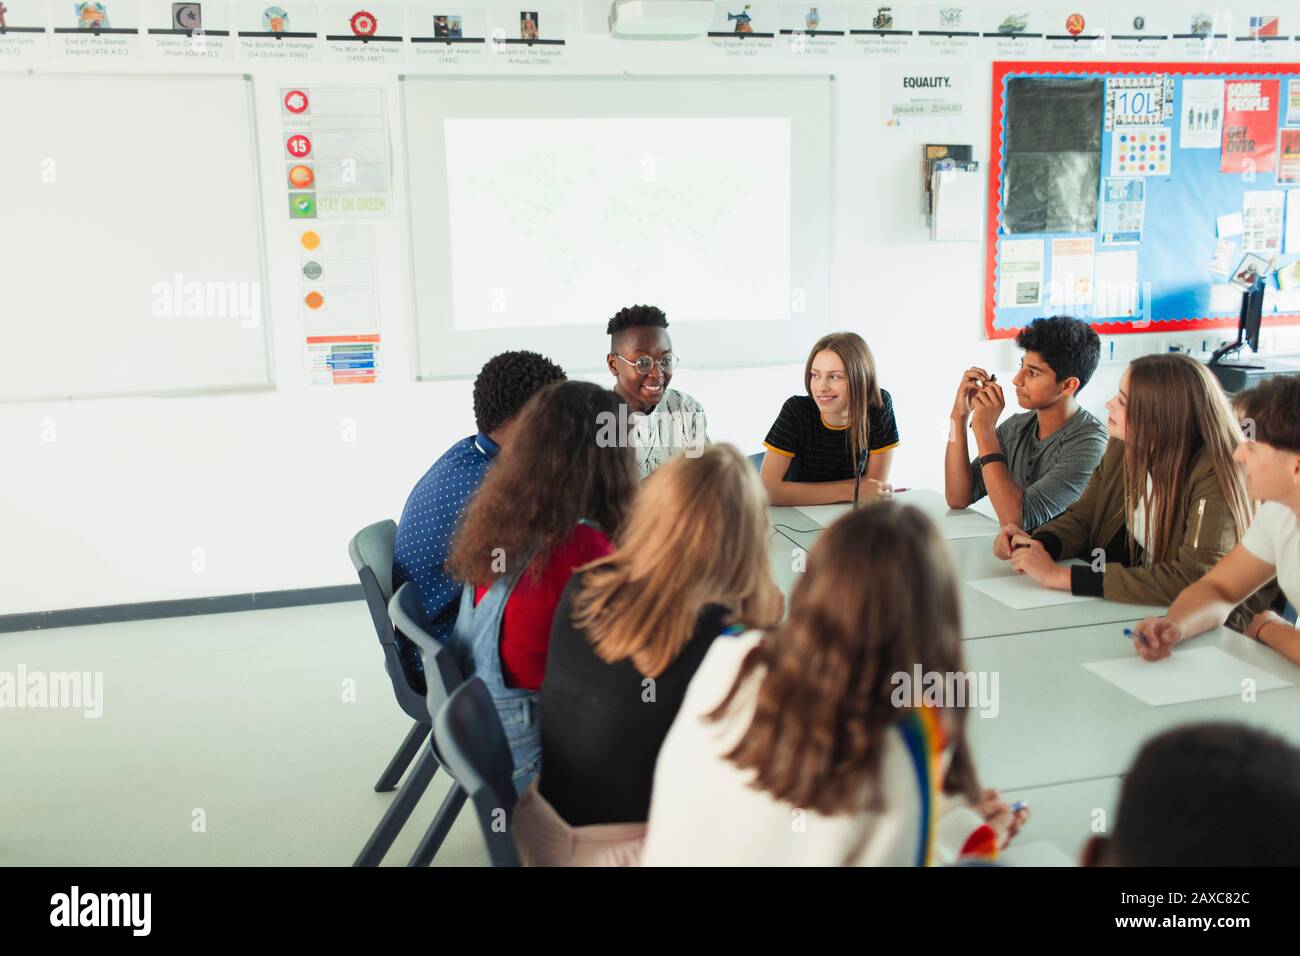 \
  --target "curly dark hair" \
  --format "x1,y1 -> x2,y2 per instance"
607,304 -> 668,342
472,351 -> 566,435
1014,315 -> 1101,392
448,381 -> 638,586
